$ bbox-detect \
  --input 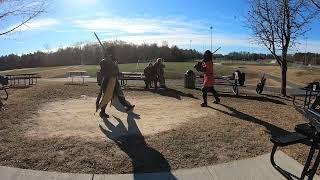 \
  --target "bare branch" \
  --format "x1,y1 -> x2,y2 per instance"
311,0 -> 320,9
246,0 -> 318,95
0,0 -> 47,36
